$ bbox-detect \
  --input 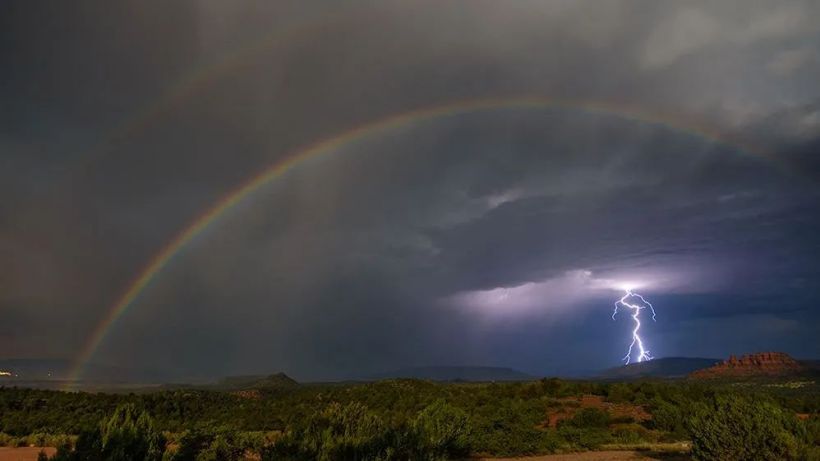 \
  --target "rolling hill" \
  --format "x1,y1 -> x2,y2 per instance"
599,357 -> 721,379
213,372 -> 299,390
365,366 -> 536,382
